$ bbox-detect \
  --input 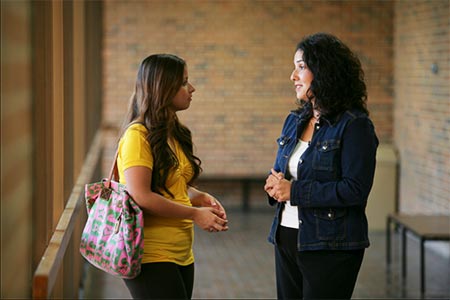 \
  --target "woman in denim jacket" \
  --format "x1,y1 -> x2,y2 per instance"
264,33 -> 379,300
